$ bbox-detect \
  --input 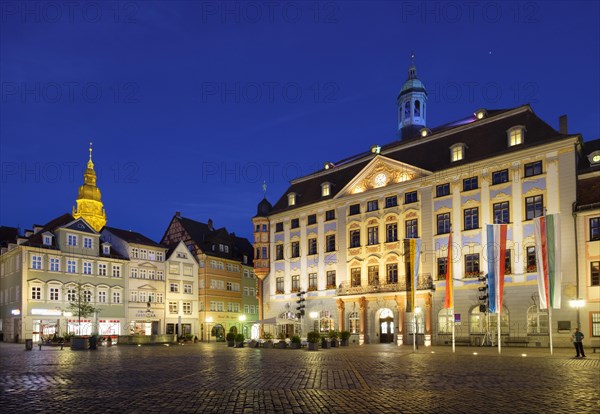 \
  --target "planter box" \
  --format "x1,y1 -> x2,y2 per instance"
71,337 -> 89,350
277,341 -> 287,349
340,339 -> 349,346
330,340 -> 338,348
290,342 -> 301,349
321,340 -> 331,349
227,341 -> 235,347
308,342 -> 319,351
263,341 -> 274,348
